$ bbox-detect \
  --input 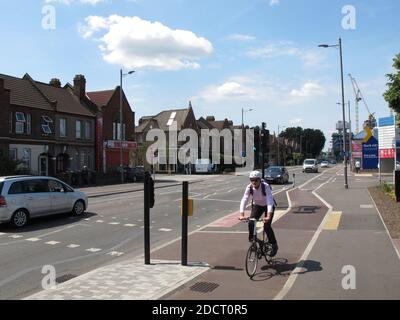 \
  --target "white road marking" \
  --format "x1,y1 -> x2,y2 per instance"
360,204 -> 374,209
86,248 -> 102,253
84,218 -> 91,221
227,188 -> 237,193
108,222 -> 120,225
67,244 -> 80,248
124,224 -> 136,227
45,241 -> 60,245
9,235 -> 23,239
0,233 -> 5,236
107,251 -> 124,257
26,238 -> 41,242
159,228 -> 172,232
96,220 -> 104,223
